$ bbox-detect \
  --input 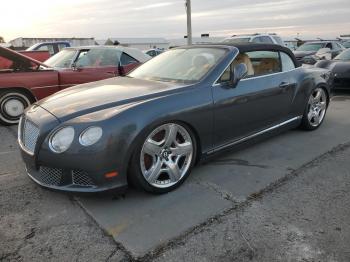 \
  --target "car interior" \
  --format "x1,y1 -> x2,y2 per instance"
183,54 -> 214,80
253,58 -> 280,75
219,51 -> 281,82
